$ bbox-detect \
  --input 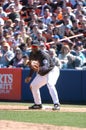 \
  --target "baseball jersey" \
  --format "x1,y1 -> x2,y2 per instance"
29,50 -> 55,76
